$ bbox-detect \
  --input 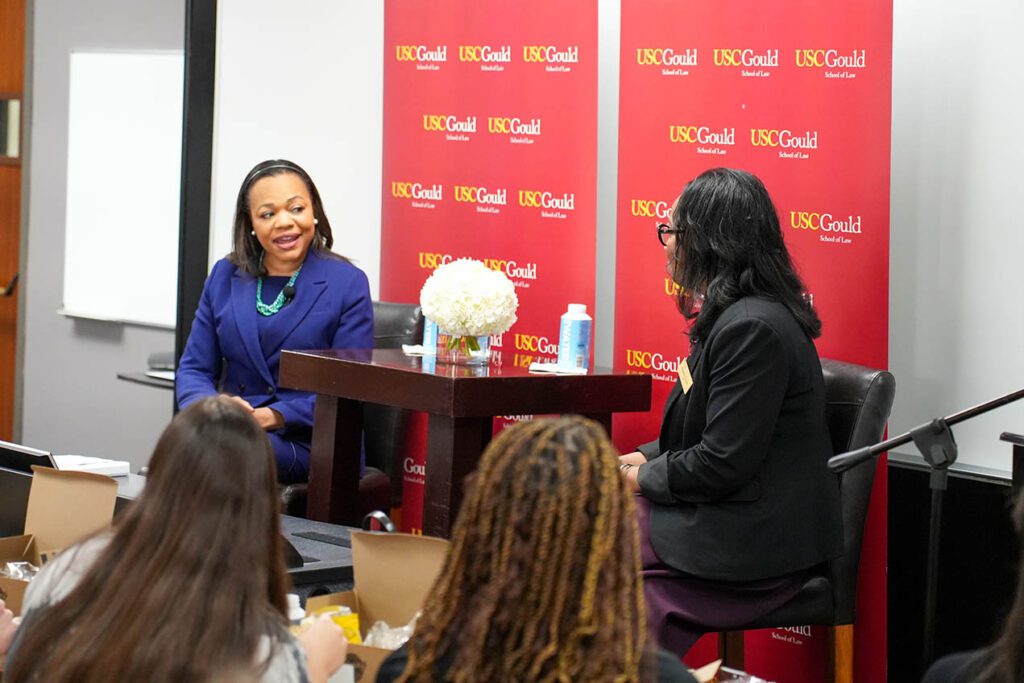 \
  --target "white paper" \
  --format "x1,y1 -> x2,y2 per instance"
52,455 -> 130,477
528,362 -> 588,375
